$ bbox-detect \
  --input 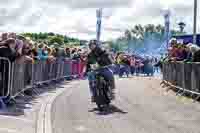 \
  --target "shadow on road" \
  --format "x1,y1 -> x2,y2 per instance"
0,80 -> 71,117
89,104 -> 128,115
